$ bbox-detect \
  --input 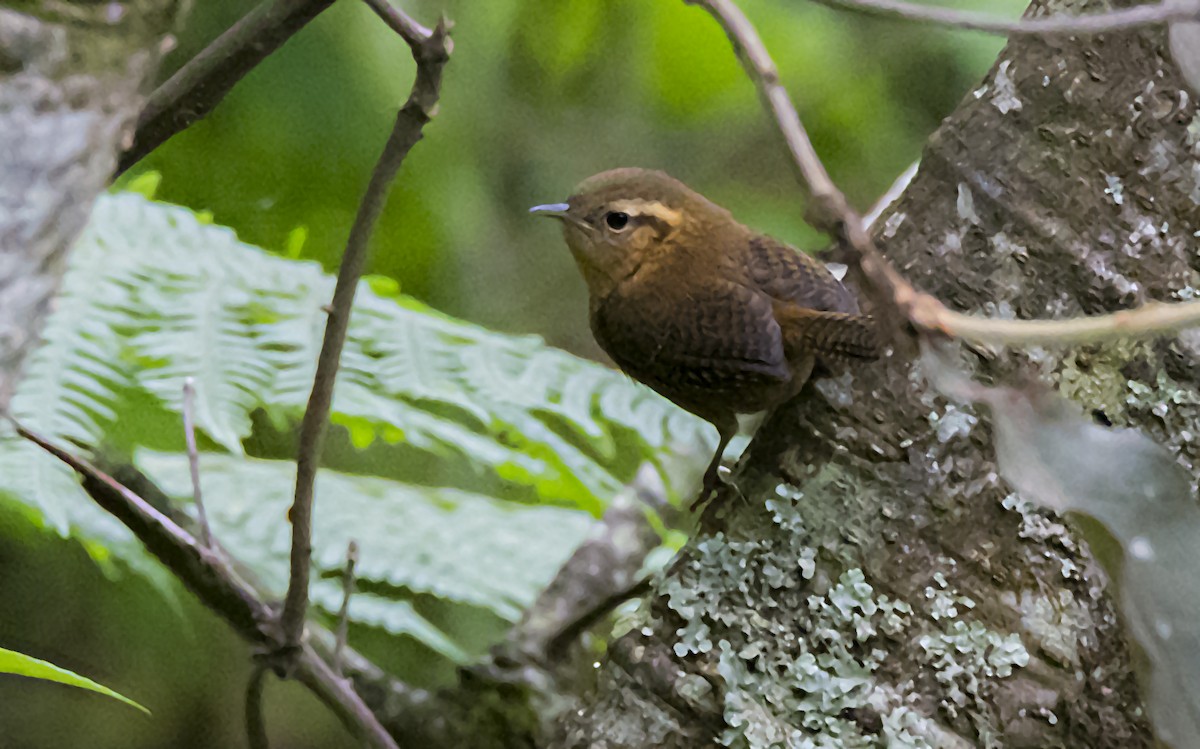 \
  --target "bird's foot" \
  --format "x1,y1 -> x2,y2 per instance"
689,467 -> 744,512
